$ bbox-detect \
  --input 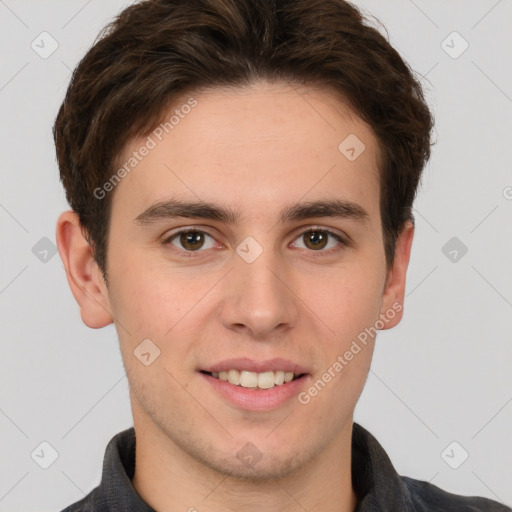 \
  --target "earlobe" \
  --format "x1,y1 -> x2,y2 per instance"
56,210 -> 113,329
379,221 -> 415,330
